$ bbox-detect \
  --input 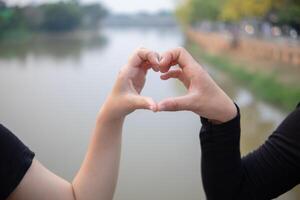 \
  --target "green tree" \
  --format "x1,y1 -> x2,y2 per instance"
81,3 -> 108,28
221,0 -> 300,30
40,2 -> 82,32
176,0 -> 300,31
176,0 -> 224,24
220,0 -> 275,21
275,0 -> 300,31
0,3 -> 27,39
